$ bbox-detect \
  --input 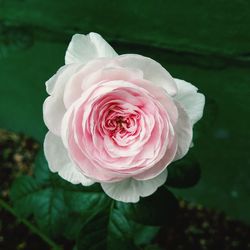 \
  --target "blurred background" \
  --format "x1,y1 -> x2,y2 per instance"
0,0 -> 250,248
